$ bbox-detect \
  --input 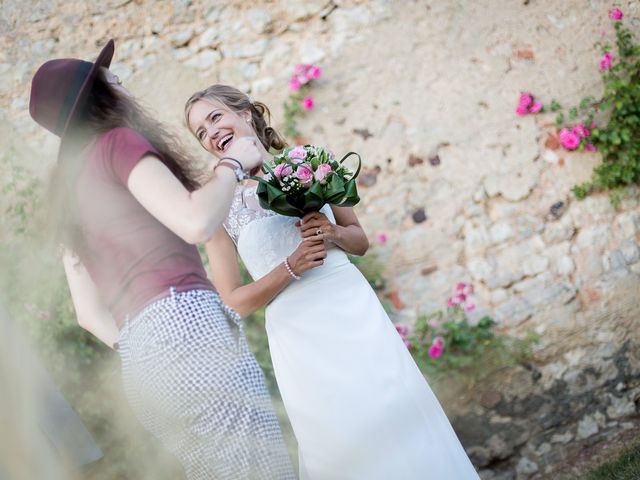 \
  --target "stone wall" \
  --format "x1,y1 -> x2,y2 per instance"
1,1 -> 639,478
